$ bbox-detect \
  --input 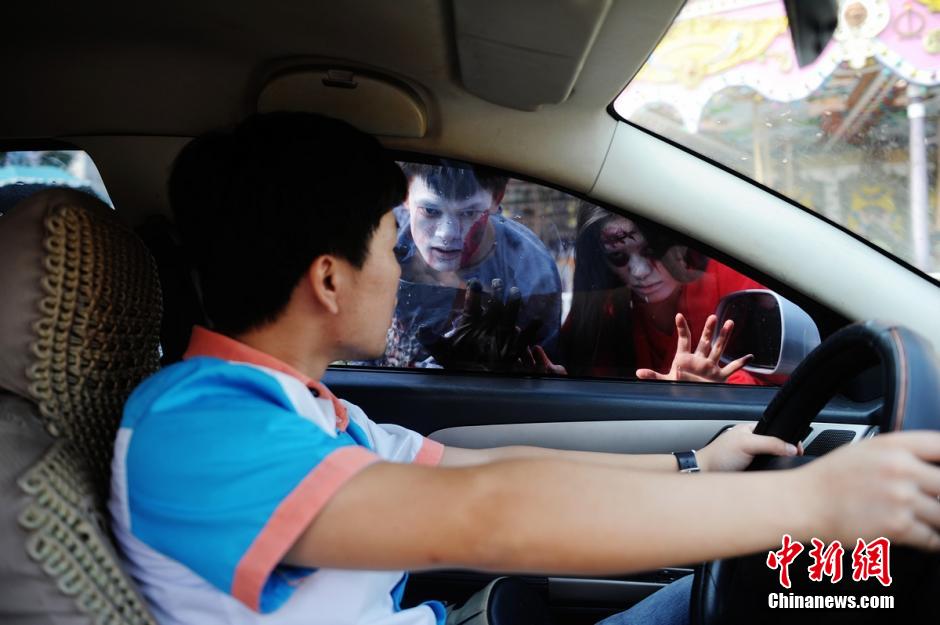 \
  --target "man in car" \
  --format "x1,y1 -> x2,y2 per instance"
383,163 -> 562,367
110,112 -> 940,625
